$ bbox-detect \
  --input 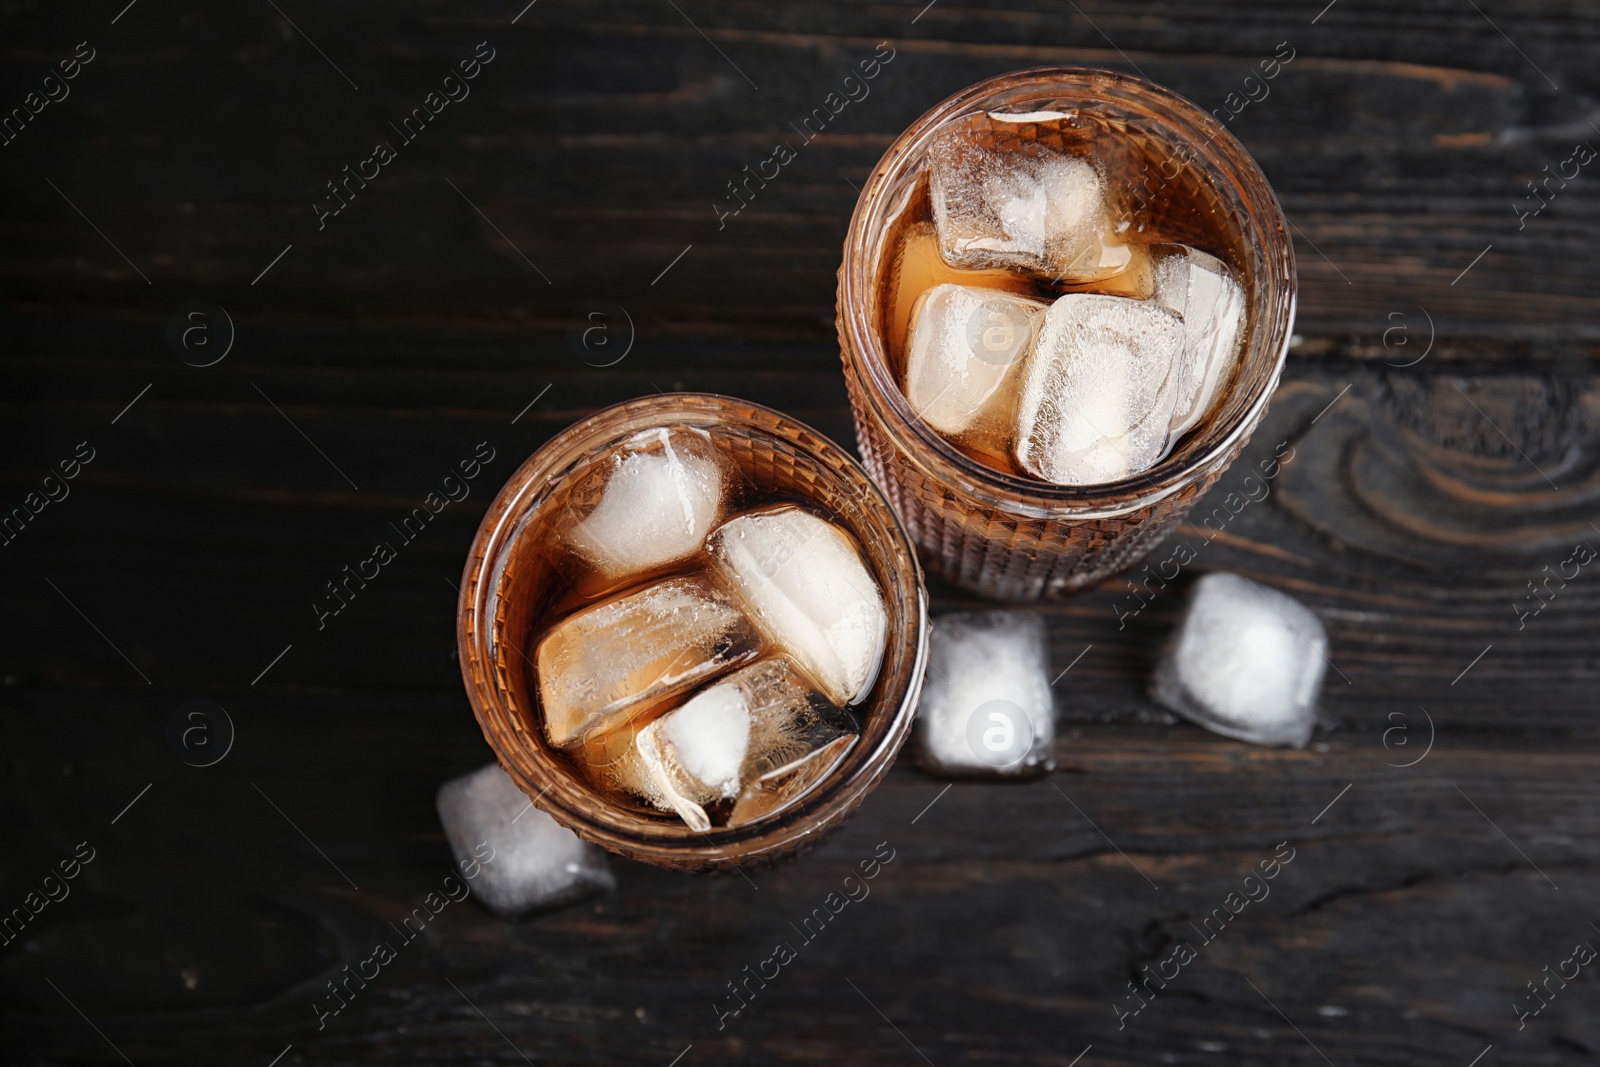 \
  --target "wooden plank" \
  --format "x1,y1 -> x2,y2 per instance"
2,357 -> 1595,734
0,699 -> 1592,1064
2,3 -> 1599,1064
2,4 -> 1599,345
